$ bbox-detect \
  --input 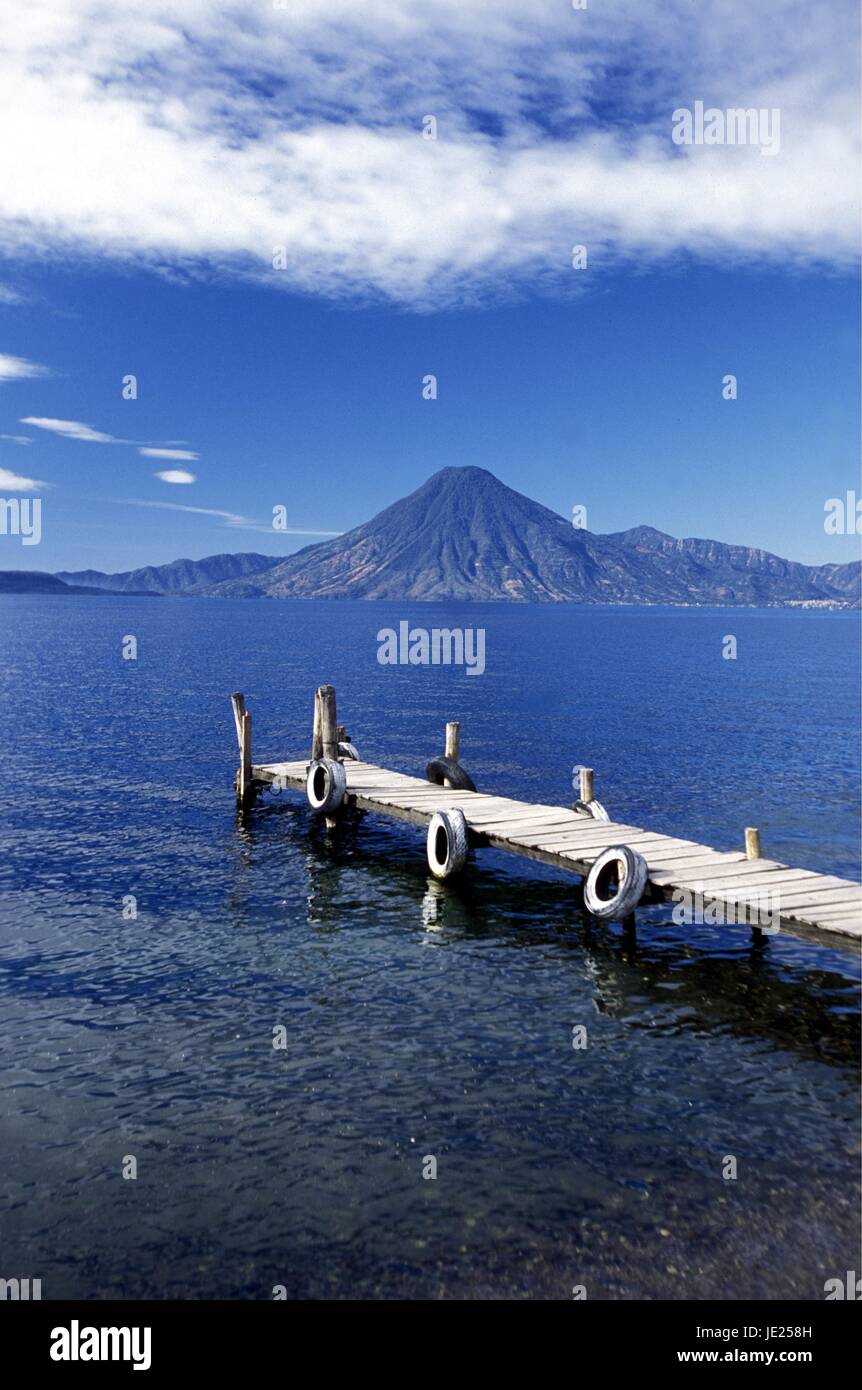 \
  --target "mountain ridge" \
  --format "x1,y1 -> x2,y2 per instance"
204,466 -> 860,606
55,551 -> 280,595
3,466 -> 855,605
0,571 -> 159,597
